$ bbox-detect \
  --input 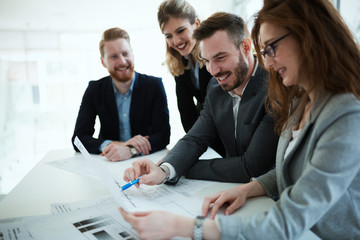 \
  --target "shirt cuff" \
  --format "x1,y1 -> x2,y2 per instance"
100,140 -> 112,152
160,162 -> 176,180
214,215 -> 222,232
